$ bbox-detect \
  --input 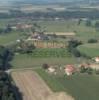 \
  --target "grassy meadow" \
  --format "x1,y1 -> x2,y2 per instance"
0,31 -> 24,45
78,43 -> 99,57
36,68 -> 99,100
11,49 -> 76,68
